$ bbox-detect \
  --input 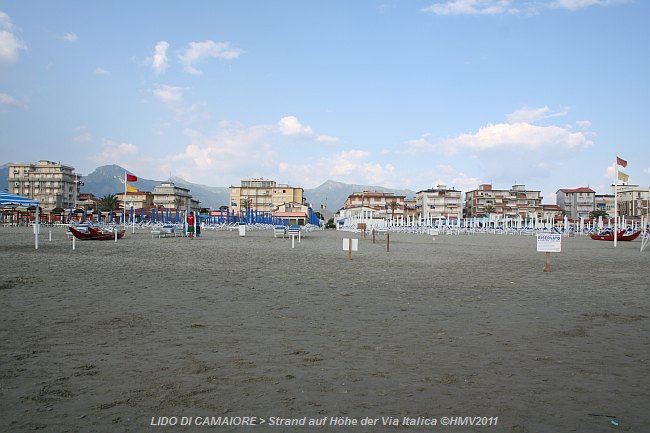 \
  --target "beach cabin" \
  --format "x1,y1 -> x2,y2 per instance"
273,202 -> 309,226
